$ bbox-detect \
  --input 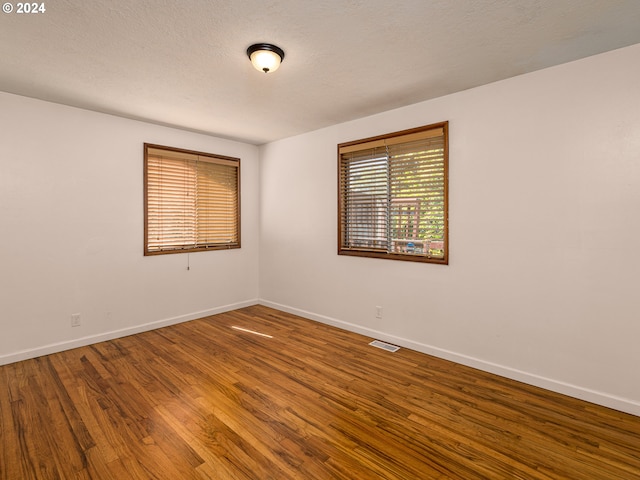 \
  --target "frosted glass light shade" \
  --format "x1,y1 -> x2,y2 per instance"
250,50 -> 281,73
247,43 -> 285,73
